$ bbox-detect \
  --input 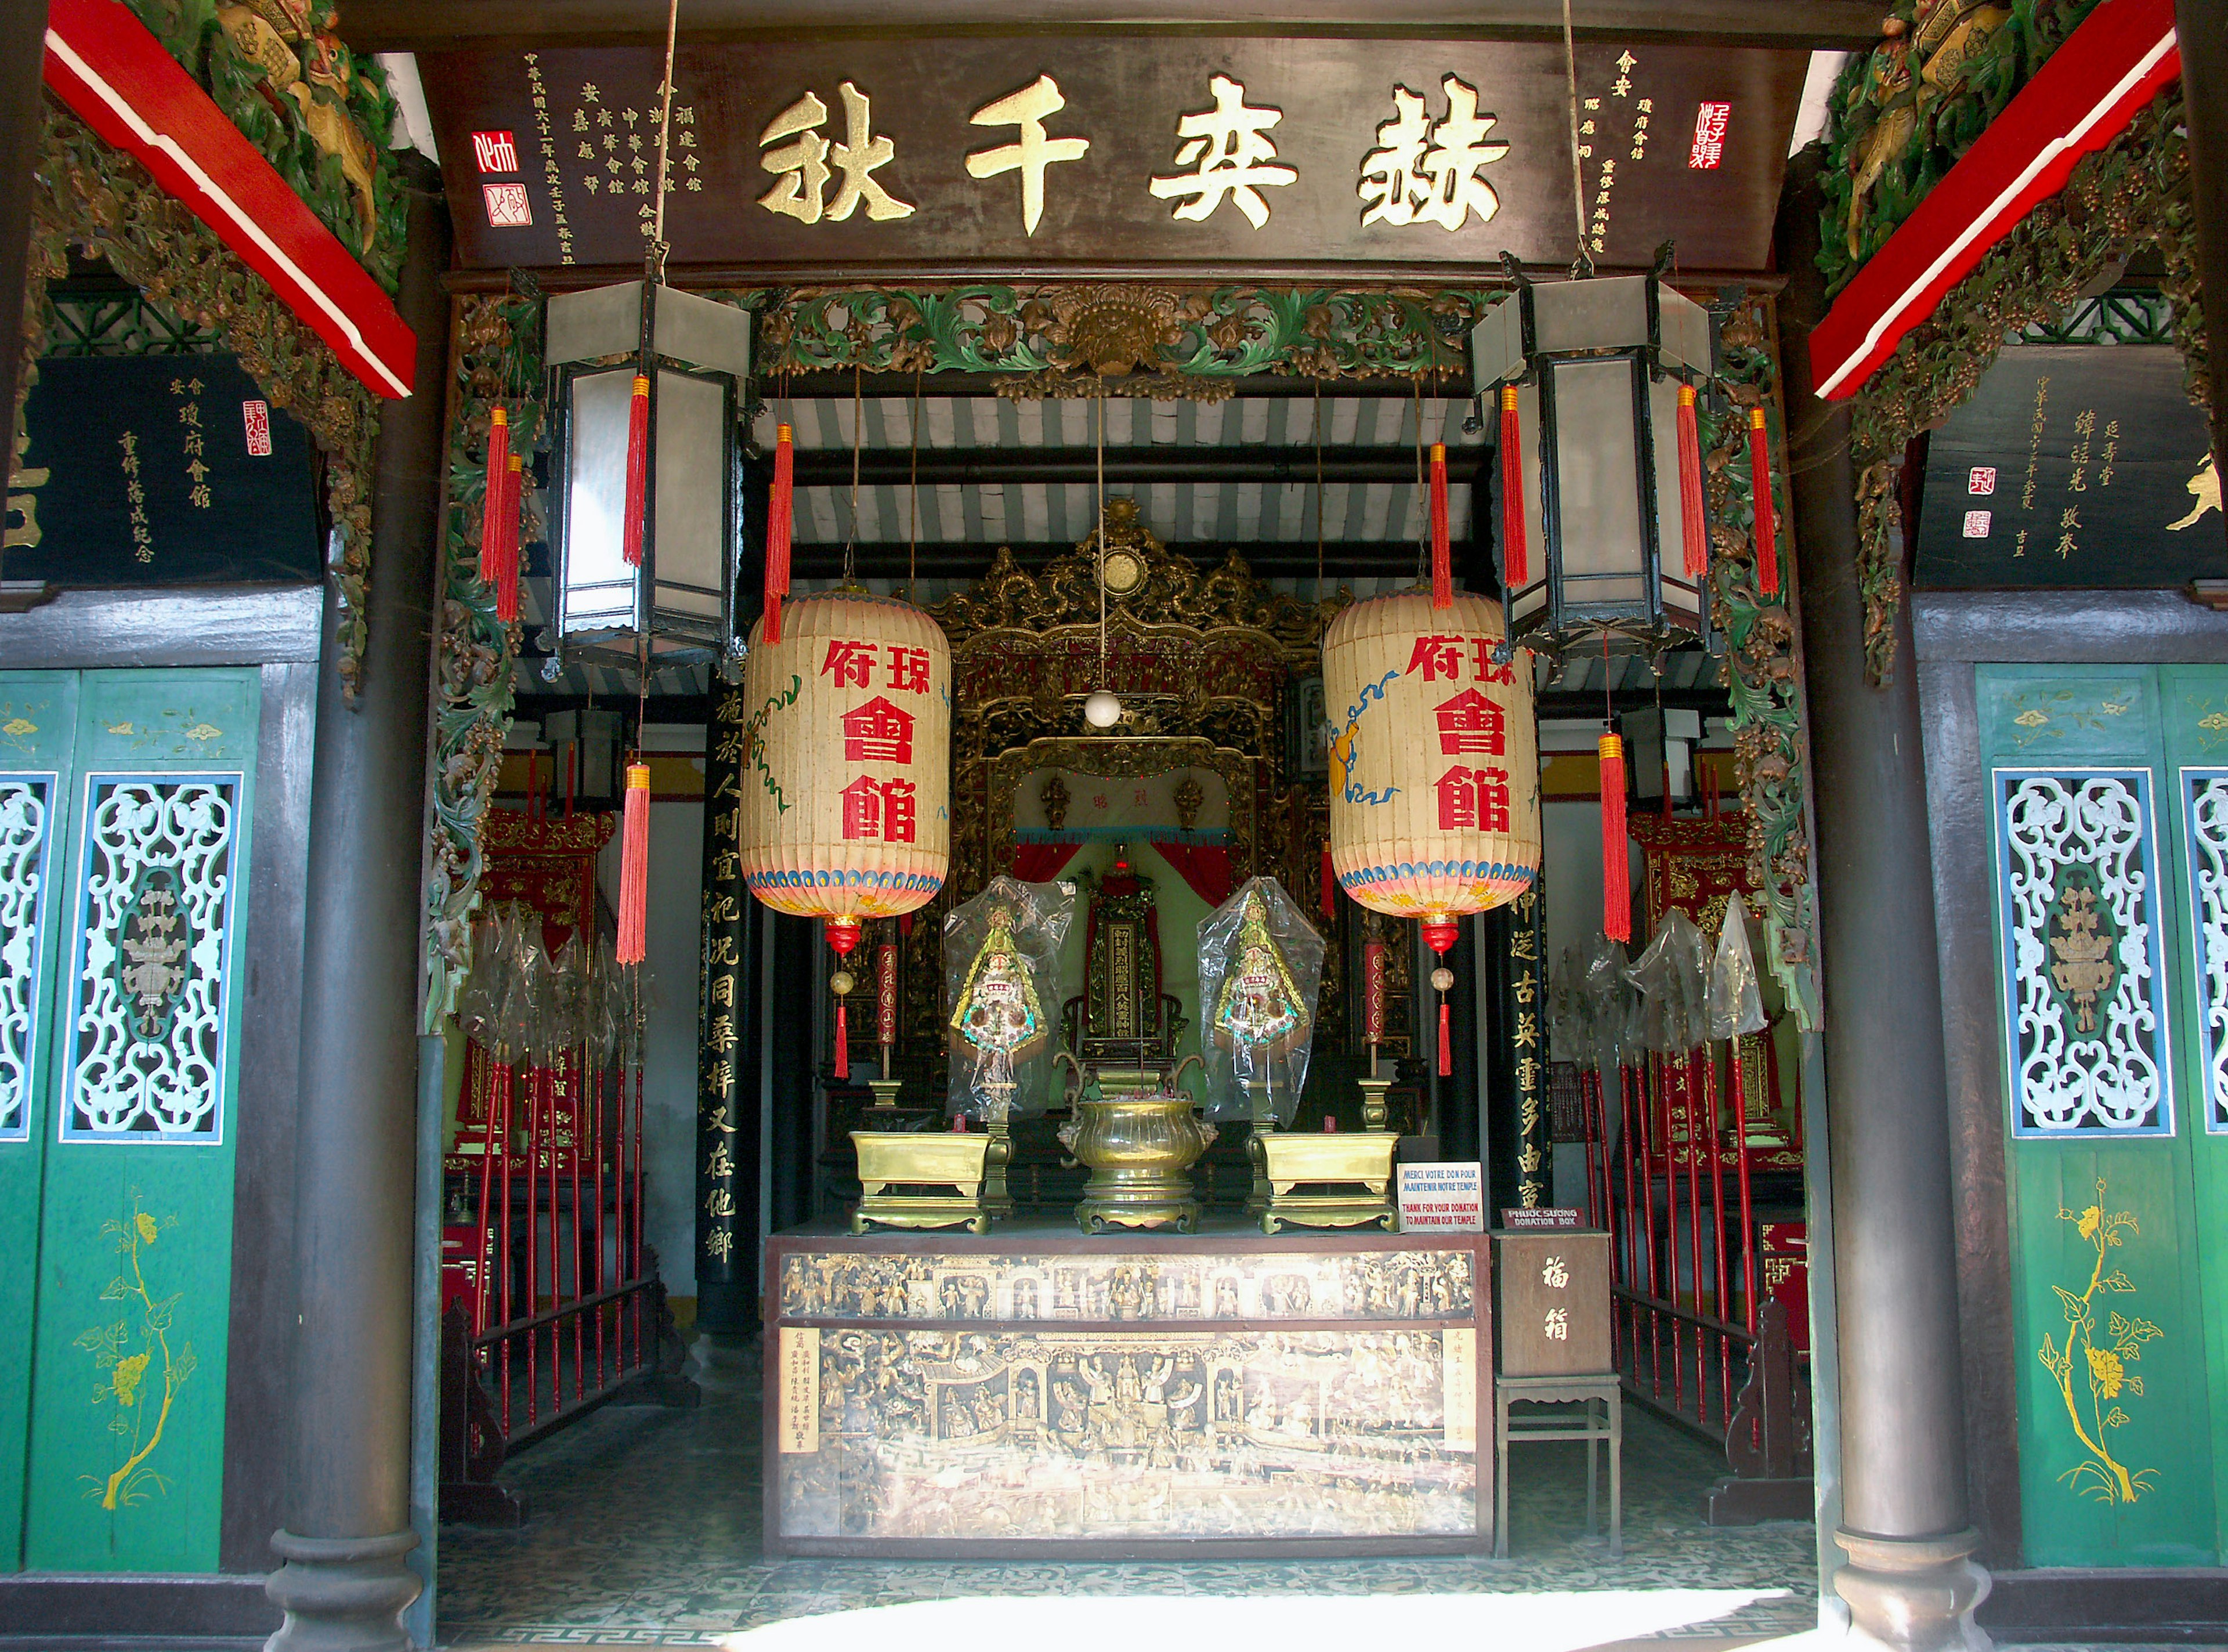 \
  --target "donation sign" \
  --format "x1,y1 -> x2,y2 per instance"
1397,1161 -> 1483,1233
